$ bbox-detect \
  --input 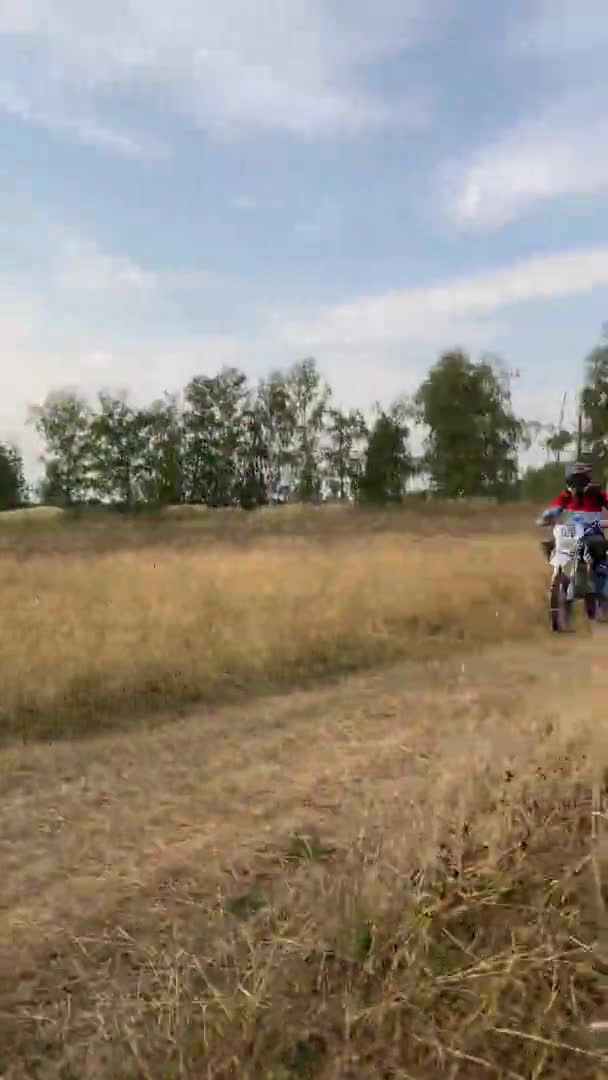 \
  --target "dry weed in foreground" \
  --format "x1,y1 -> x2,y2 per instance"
1,531 -> 545,741
1,690 -> 606,1079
